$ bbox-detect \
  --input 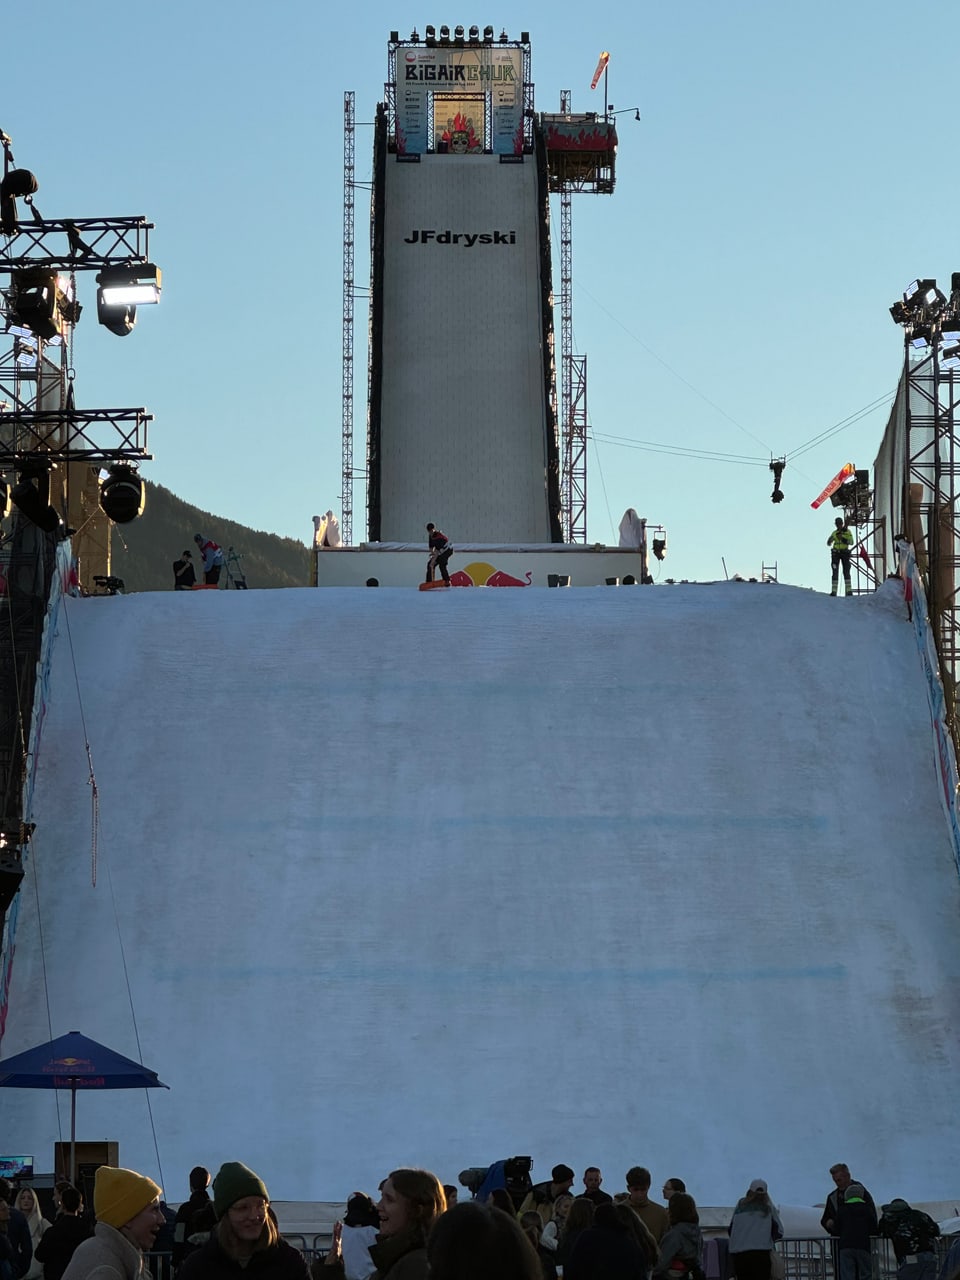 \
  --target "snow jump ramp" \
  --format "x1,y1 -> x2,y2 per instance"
1,580 -> 958,1206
